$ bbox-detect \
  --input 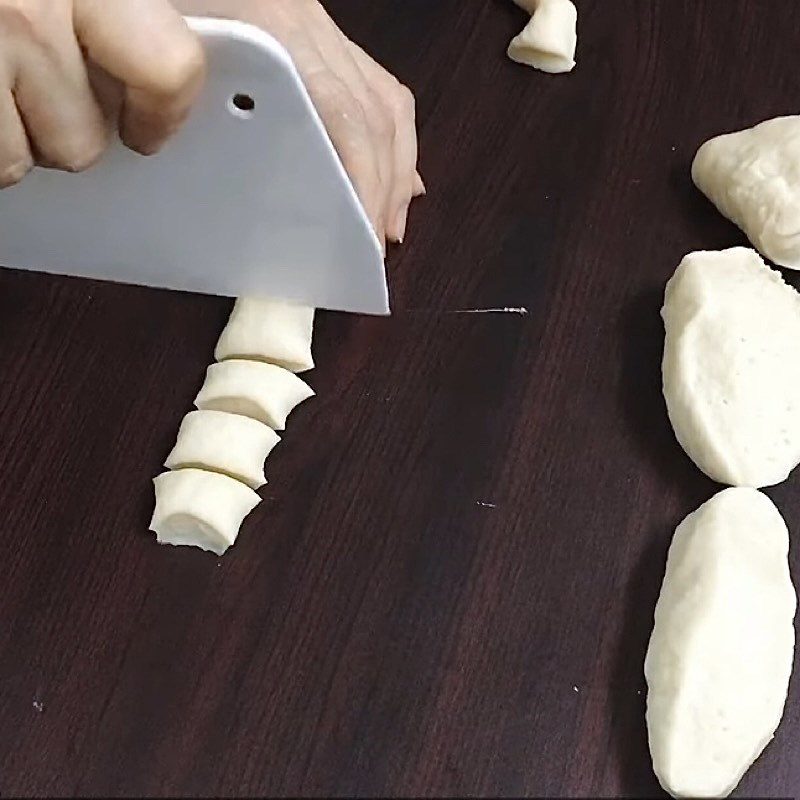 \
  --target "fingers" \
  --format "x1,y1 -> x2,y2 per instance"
74,0 -> 206,155
294,6 -> 395,245
201,0 -> 424,250
347,41 -> 420,244
311,76 -> 386,249
0,2 -> 106,176
0,89 -> 31,187
12,32 -> 107,170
